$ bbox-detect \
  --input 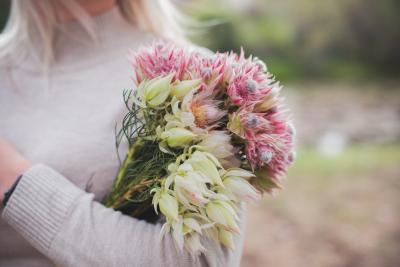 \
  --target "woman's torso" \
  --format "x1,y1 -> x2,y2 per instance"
0,8 -> 155,266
